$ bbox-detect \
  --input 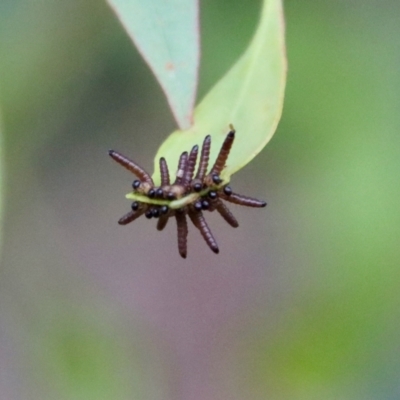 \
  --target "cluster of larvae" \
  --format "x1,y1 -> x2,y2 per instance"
109,126 -> 266,258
